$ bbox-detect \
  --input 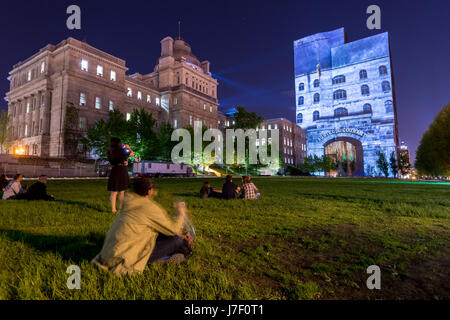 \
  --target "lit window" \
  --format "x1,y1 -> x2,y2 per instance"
126,112 -> 131,121
79,117 -> 86,130
97,65 -> 103,77
298,96 -> 304,106
203,104 -> 206,110
313,79 -> 320,88
25,125 -> 28,137
173,119 -> 178,128
174,97 -> 178,105
298,82 -> 304,91
156,97 -> 160,106
95,97 -> 101,109
80,93 -> 86,106
137,91 -> 142,100
382,81 -> 391,92
379,65 -> 388,76
110,70 -> 116,81
147,95 -> 151,103
313,93 -> 320,104
189,115 -> 192,125
127,88 -> 132,97
210,106 -> 212,112
360,69 -> 367,79
27,70 -> 31,81
361,85 -> 370,96
41,62 -> 45,73
109,100 -> 114,111
274,124 -> 278,129
81,59 -> 88,71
